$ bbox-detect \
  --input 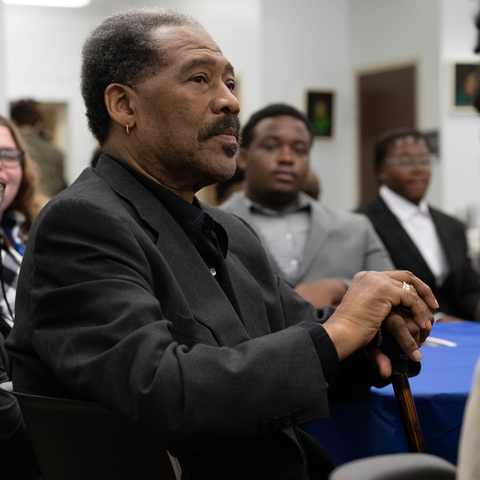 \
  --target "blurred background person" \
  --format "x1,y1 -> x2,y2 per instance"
0,115 -> 43,479
214,164 -> 319,205
357,128 -> 480,322
10,99 -> 67,198
220,104 -> 394,308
